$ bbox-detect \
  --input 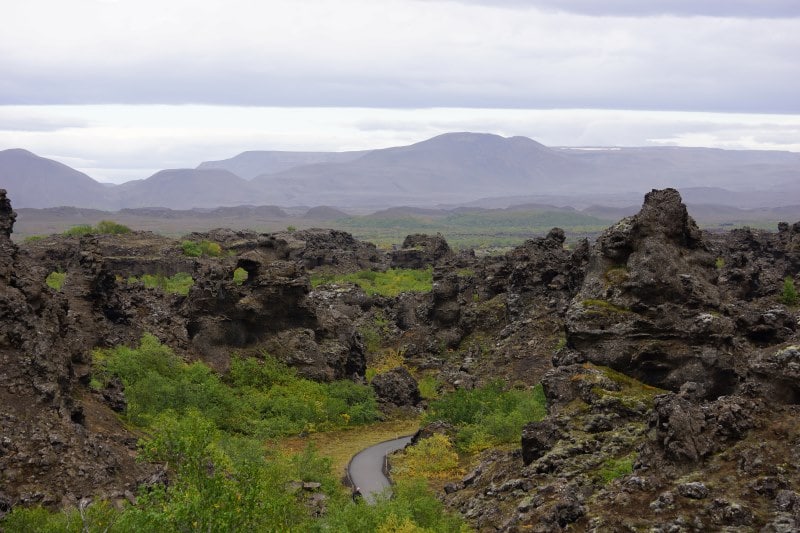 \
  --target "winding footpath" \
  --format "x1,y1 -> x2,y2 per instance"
347,435 -> 413,503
